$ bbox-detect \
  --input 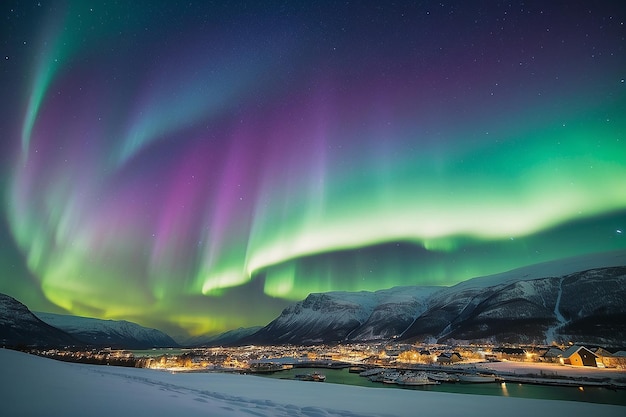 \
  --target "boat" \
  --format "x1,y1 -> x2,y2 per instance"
382,371 -> 402,384
294,372 -> 326,382
248,363 -> 285,373
425,372 -> 459,383
359,368 -> 384,377
457,373 -> 497,383
368,373 -> 384,382
396,372 -> 440,386
312,372 -> 326,382
348,366 -> 367,373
